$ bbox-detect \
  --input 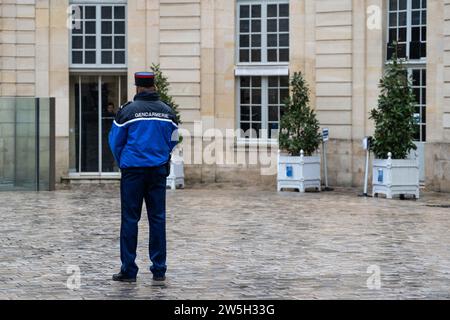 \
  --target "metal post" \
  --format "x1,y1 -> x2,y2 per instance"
323,140 -> 328,188
363,148 -> 370,197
